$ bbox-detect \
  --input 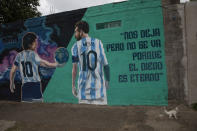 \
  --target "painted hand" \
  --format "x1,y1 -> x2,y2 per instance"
72,87 -> 78,98
105,81 -> 110,89
10,83 -> 15,93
